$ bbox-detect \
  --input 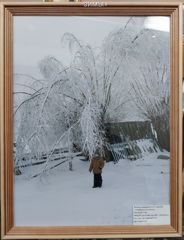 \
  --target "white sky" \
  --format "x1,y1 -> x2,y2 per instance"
13,16 -> 170,69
